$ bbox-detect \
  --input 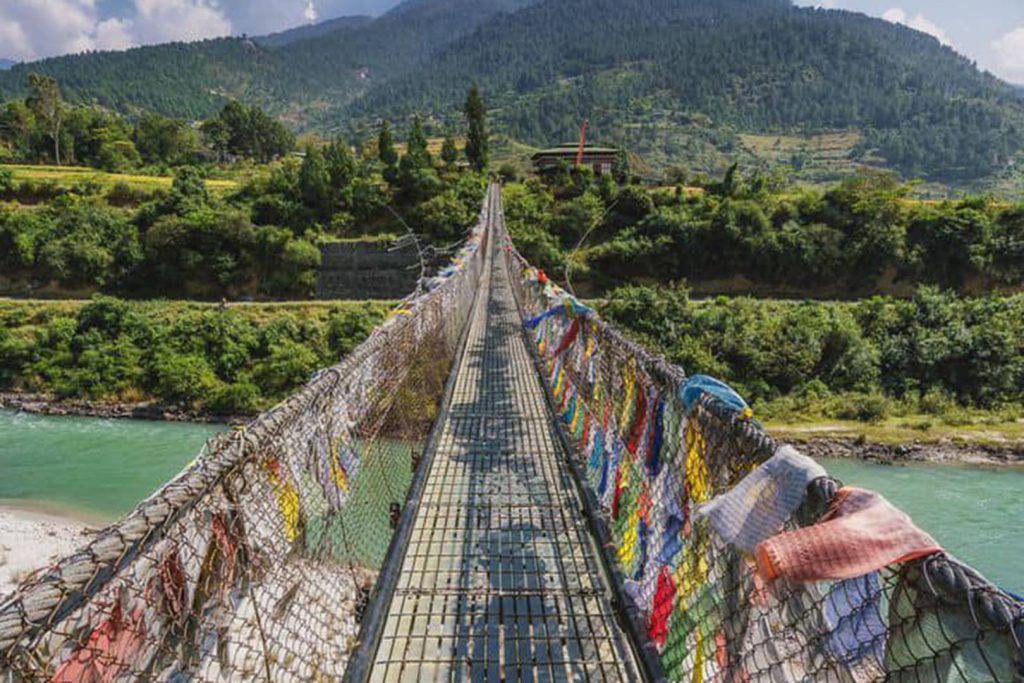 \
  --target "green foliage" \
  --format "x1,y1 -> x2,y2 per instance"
406,115 -> 431,167
378,120 -> 398,167
463,86 -> 489,171
298,146 -> 334,222
1,127 -> 484,299
2,79 -> 284,172
601,285 -> 1024,418
441,133 -> 458,166
501,181 -> 564,273
201,101 -> 295,163
0,197 -> 141,288
1,0 -> 1022,184
134,113 -> 199,166
506,172 -> 1024,296
26,73 -> 64,165
0,299 -> 389,413
411,190 -> 476,242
